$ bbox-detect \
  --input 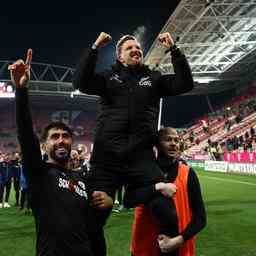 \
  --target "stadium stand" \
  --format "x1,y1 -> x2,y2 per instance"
182,85 -> 256,162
